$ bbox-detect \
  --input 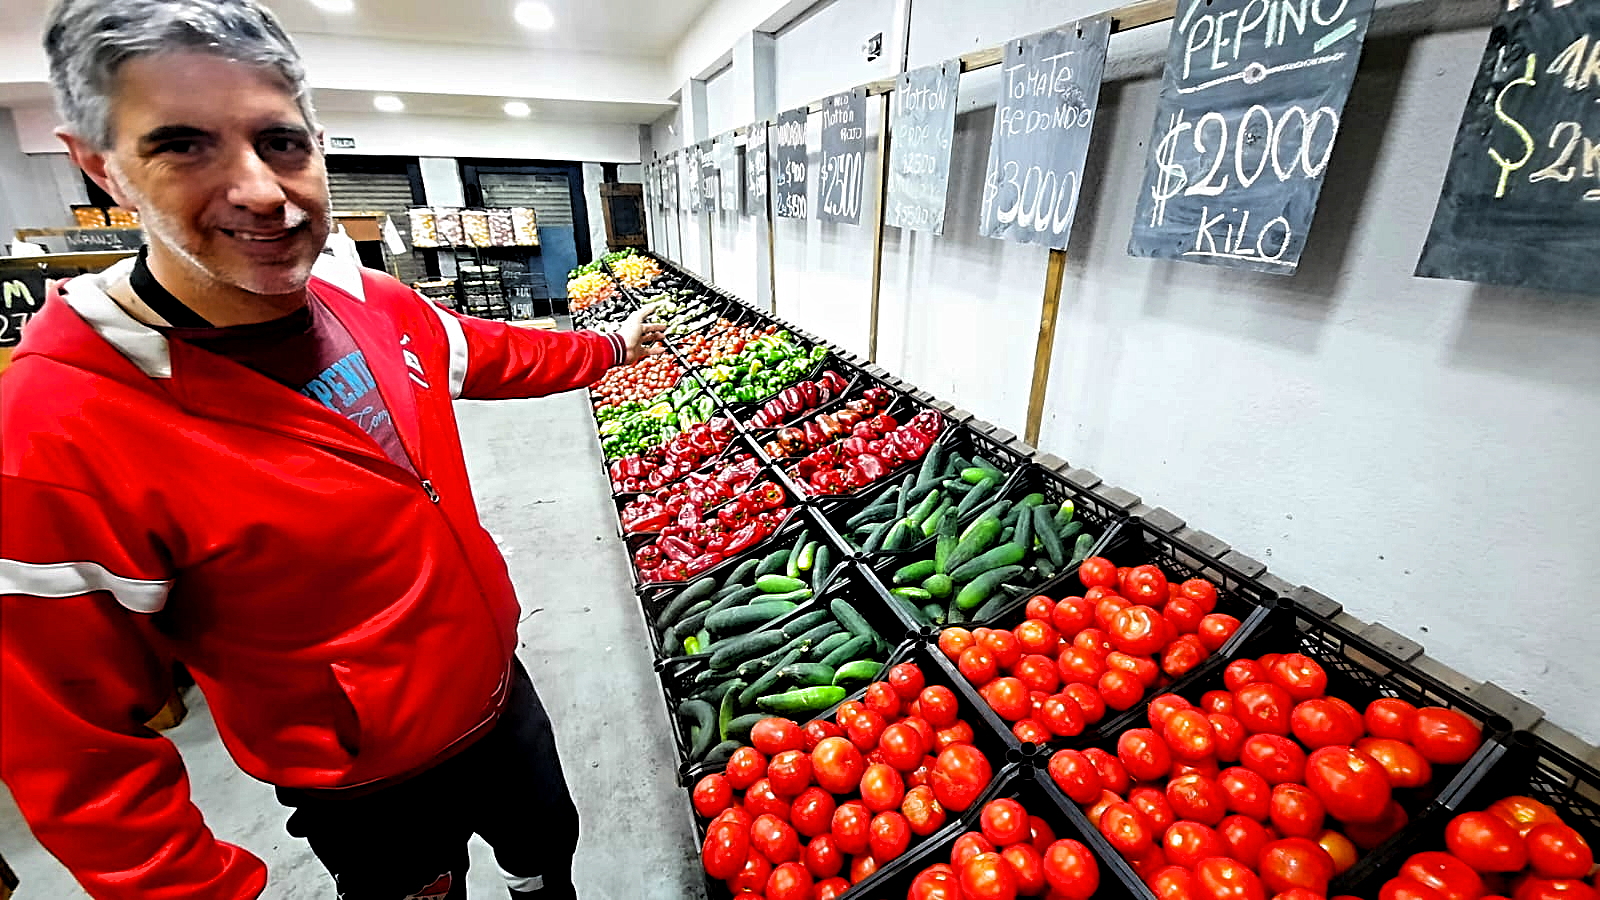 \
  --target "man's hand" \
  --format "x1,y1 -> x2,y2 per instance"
620,304 -> 668,365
